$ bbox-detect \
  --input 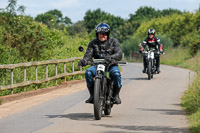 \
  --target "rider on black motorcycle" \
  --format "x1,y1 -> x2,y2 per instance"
78,23 -> 123,104
139,28 -> 163,74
